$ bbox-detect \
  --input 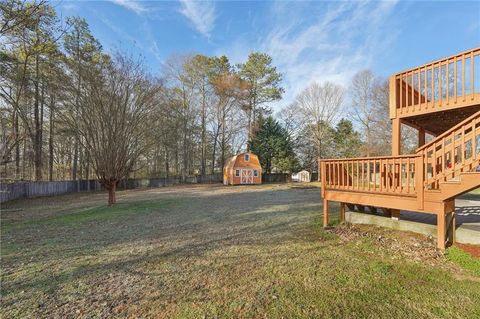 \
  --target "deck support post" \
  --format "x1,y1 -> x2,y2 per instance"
446,211 -> 456,245
445,199 -> 456,247
390,209 -> 400,221
392,118 -> 402,156
418,127 -> 426,147
340,202 -> 345,223
437,211 -> 446,250
323,199 -> 329,227
384,208 -> 400,220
